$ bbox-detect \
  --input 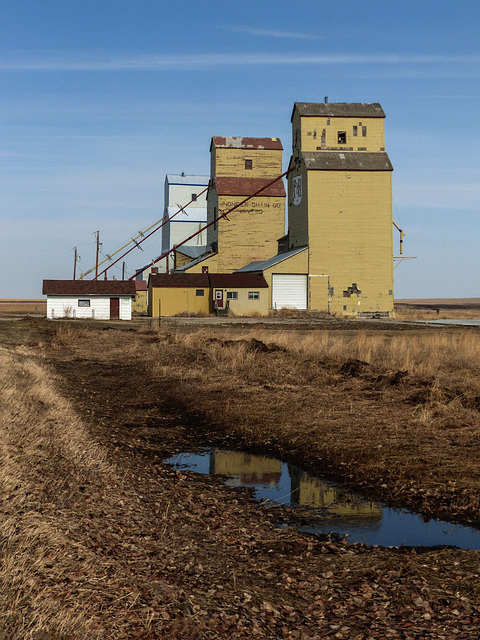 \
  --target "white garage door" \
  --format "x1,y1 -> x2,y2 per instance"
272,274 -> 308,310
